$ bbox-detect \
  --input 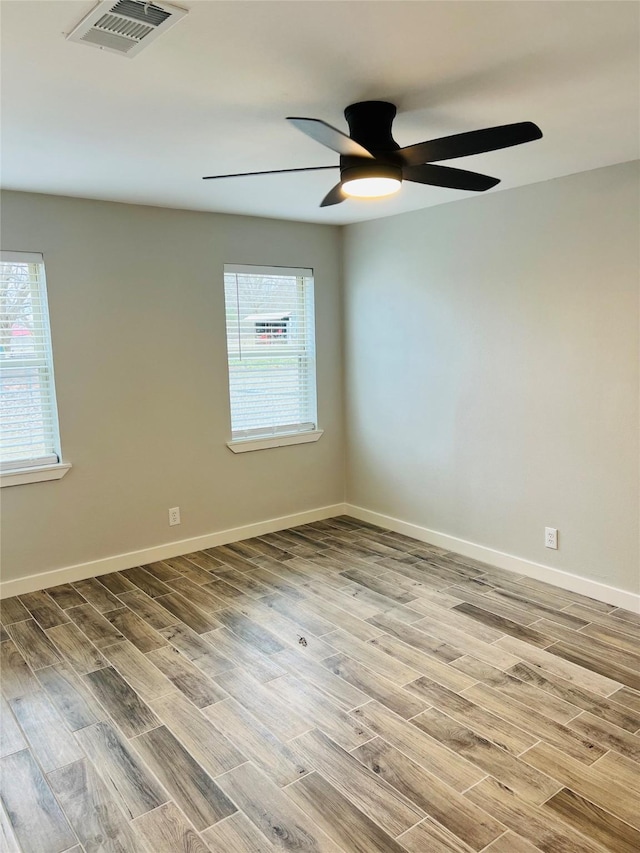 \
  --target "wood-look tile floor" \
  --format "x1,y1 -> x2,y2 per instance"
1,516 -> 639,853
